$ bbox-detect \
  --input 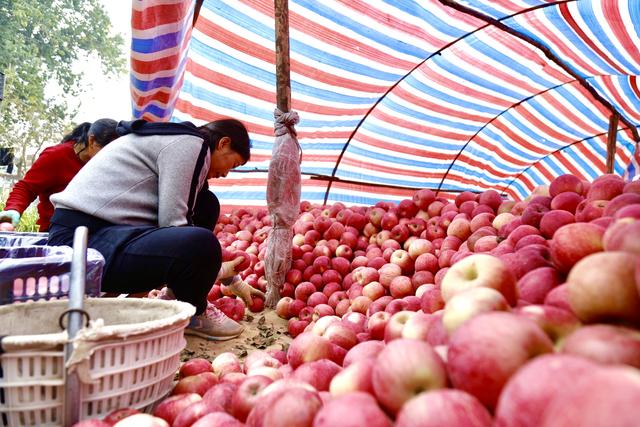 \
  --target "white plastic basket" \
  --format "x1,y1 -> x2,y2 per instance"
0,298 -> 196,427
